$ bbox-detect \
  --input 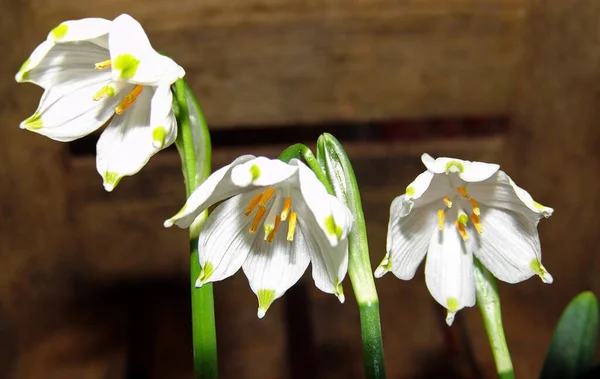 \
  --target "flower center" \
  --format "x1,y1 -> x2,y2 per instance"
244,187 -> 297,243
437,186 -> 482,241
